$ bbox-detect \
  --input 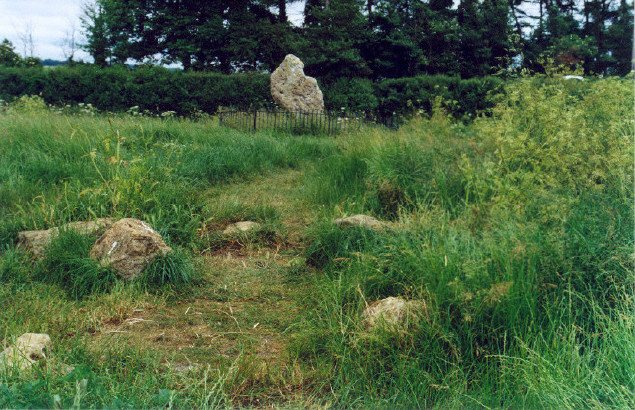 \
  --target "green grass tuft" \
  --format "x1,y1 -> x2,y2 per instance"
140,249 -> 197,290
37,229 -> 118,300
